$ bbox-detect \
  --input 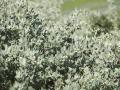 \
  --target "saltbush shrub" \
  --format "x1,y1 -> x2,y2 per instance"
1,0 -> 120,90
